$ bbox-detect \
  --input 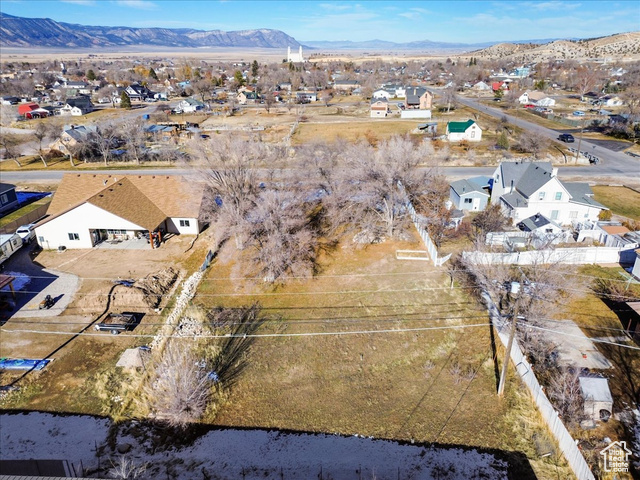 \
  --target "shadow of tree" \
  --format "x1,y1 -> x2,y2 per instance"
208,304 -> 264,388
